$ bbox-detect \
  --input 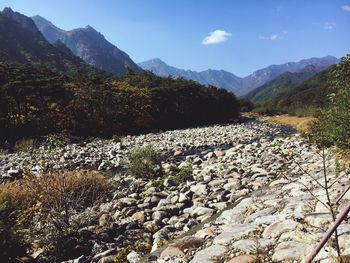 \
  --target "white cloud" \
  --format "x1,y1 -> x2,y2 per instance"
323,22 -> 336,30
202,30 -> 232,45
270,34 -> 279,40
259,33 -> 284,41
341,5 -> 350,11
